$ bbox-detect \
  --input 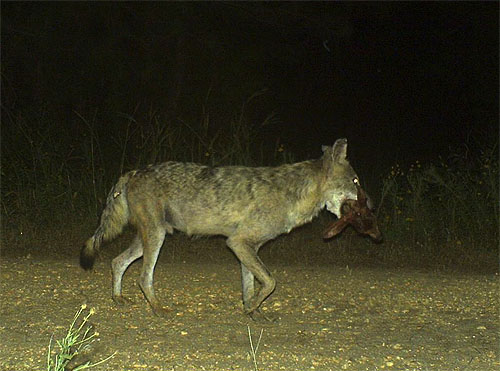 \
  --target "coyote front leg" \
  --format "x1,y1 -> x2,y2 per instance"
227,237 -> 276,319
241,241 -> 265,308
241,263 -> 255,306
